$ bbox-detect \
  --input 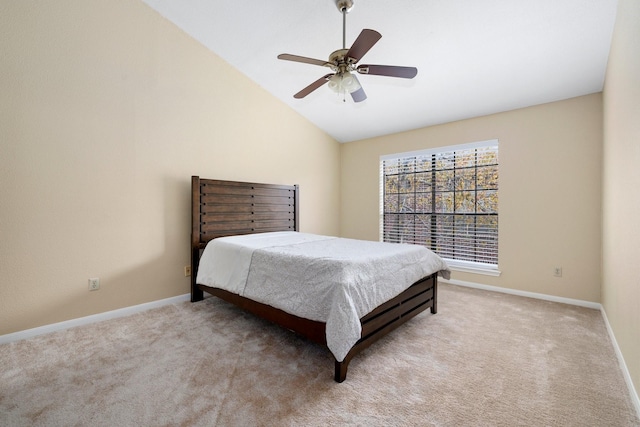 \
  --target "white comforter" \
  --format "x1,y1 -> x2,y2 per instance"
196,232 -> 450,362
